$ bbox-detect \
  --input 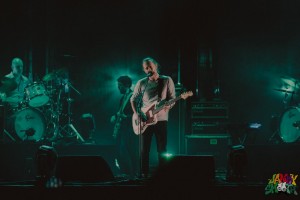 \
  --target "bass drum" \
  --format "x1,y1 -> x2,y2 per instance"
279,107 -> 300,143
12,107 -> 46,142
